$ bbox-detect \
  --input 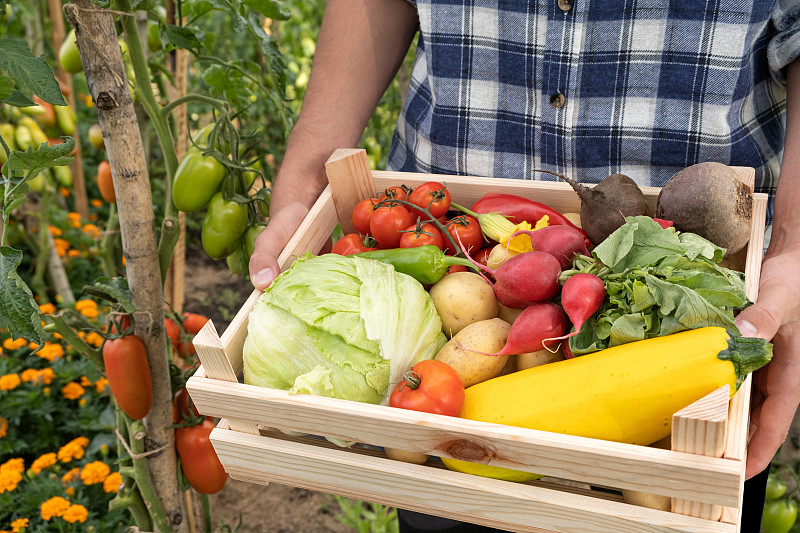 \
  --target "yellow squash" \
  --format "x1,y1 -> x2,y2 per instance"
441,327 -> 771,480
